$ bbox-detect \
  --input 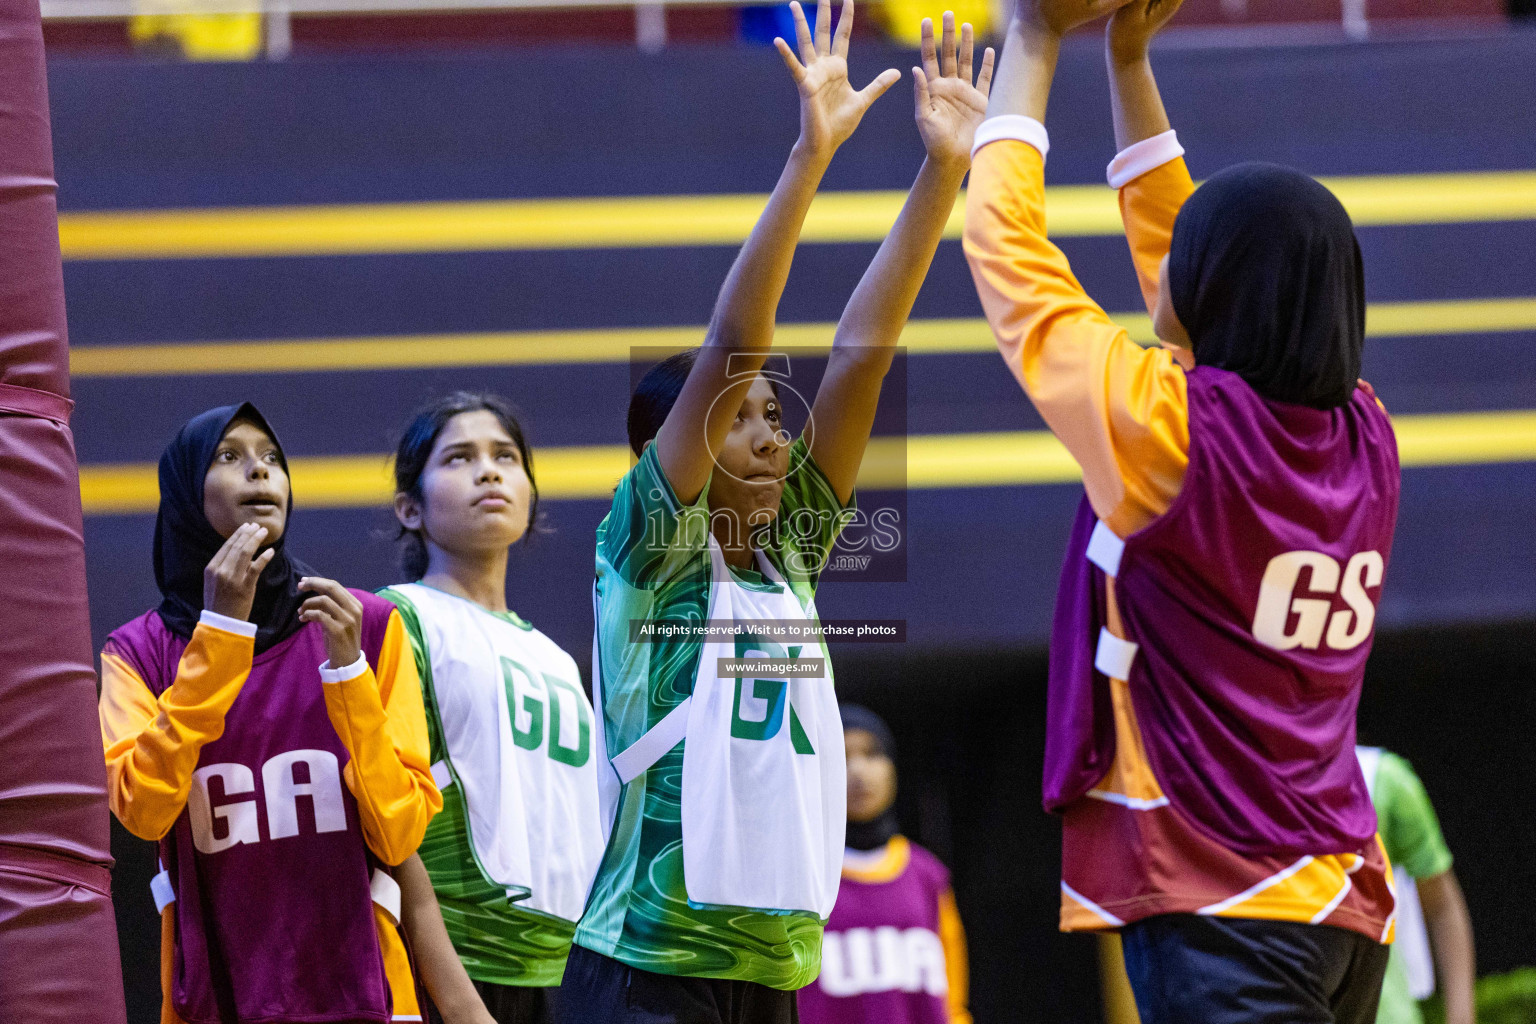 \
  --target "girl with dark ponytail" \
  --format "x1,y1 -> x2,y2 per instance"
379,392 -> 603,1024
